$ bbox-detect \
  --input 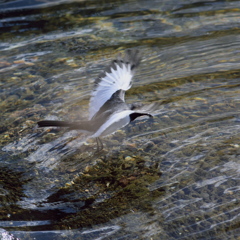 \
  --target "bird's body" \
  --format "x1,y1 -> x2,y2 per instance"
38,49 -> 157,150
